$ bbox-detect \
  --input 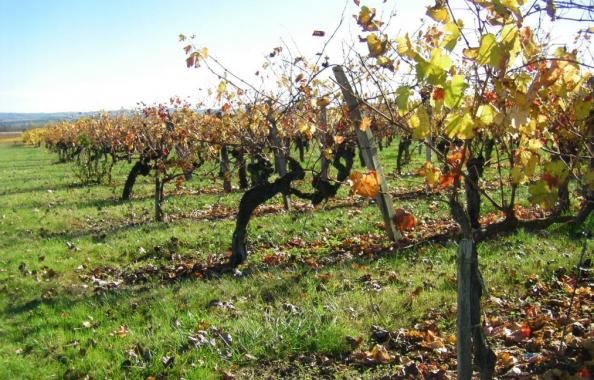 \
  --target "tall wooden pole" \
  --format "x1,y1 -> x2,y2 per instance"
333,65 -> 400,241
319,106 -> 330,181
